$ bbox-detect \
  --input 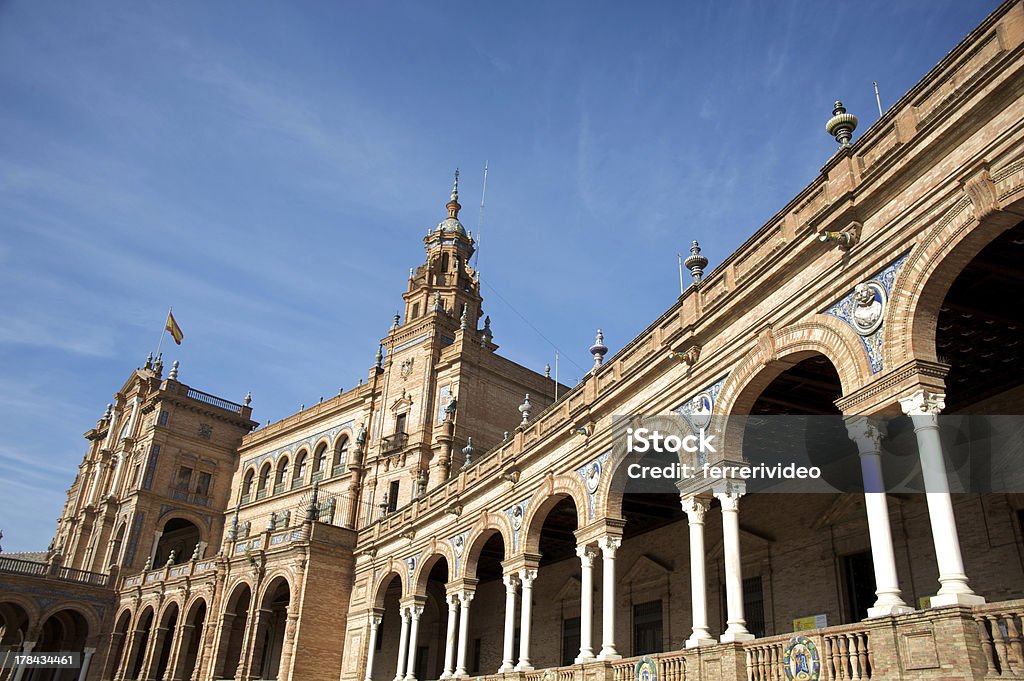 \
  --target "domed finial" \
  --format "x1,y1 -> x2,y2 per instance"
144,352 -> 153,369
518,394 -> 532,424
374,344 -> 383,370
391,312 -> 400,331
589,329 -> 608,369
433,291 -> 443,312
103,403 -> 113,420
826,100 -> 858,147
461,437 -> 475,468
684,240 -> 709,284
169,360 -> 179,380
446,169 -> 461,219
544,363 -> 551,379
